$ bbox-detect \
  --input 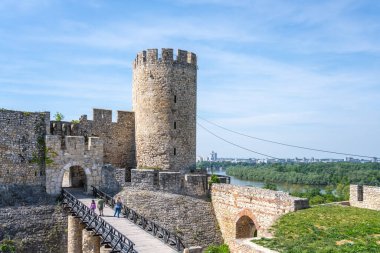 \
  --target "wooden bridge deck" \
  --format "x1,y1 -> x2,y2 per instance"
67,188 -> 177,253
